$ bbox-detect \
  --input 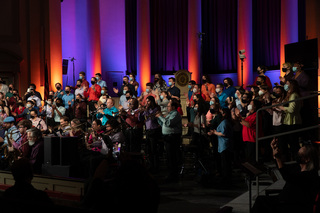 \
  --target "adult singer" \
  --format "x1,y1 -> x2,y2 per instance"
156,101 -> 182,183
